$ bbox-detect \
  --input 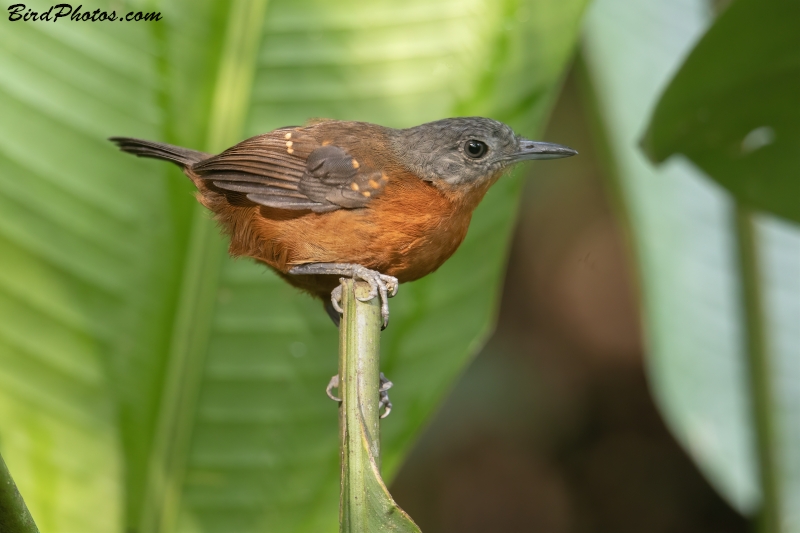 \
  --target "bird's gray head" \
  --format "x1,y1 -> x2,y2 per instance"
389,117 -> 577,187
